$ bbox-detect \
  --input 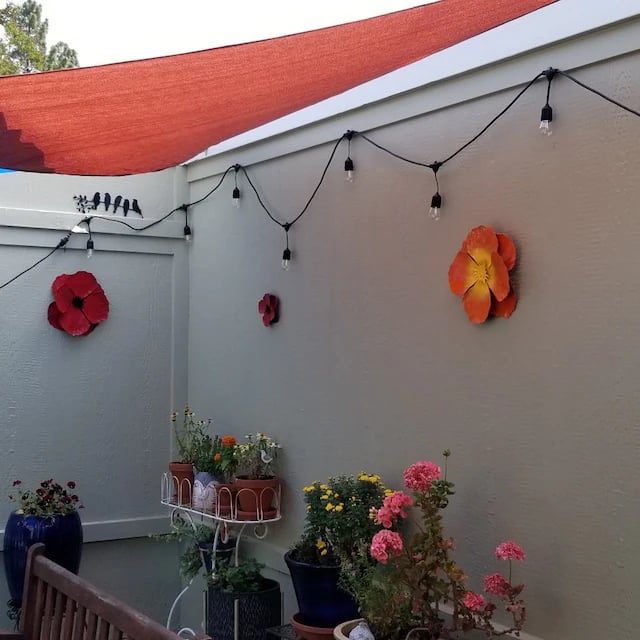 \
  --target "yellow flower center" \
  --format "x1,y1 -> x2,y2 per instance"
470,260 -> 490,283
